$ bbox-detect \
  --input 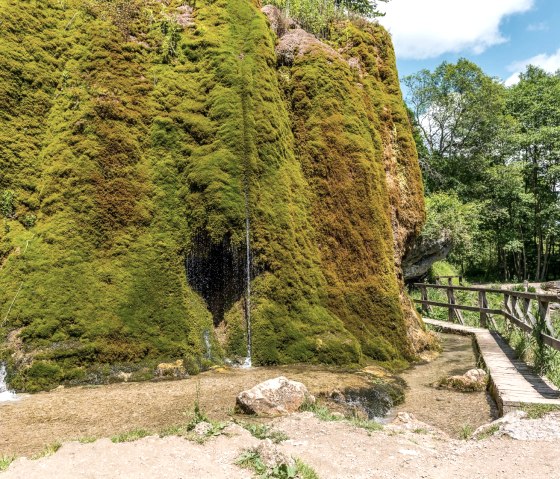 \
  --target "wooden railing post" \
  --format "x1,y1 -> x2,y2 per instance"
446,286 -> 464,324
418,284 -> 430,315
478,290 -> 488,328
534,299 -> 551,373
